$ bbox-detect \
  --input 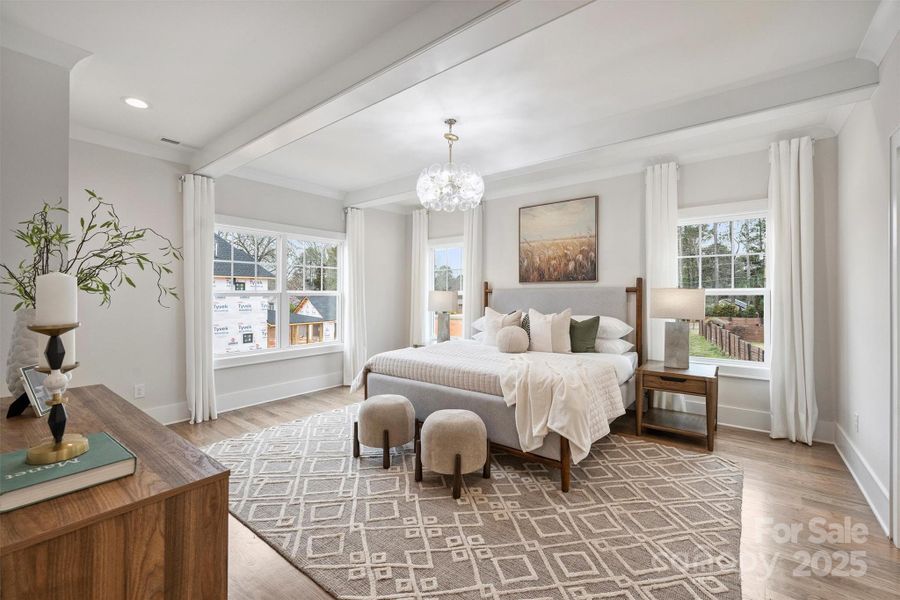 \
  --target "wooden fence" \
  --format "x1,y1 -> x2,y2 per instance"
702,321 -> 764,362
